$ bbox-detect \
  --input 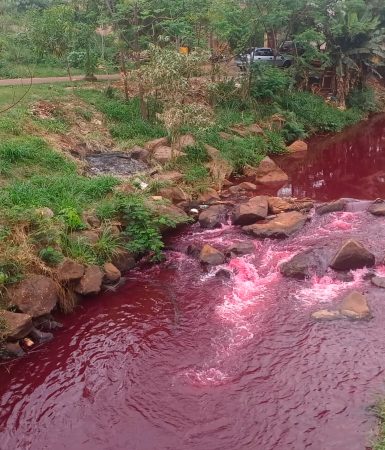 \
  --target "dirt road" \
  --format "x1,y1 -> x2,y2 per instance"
0,74 -> 121,87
